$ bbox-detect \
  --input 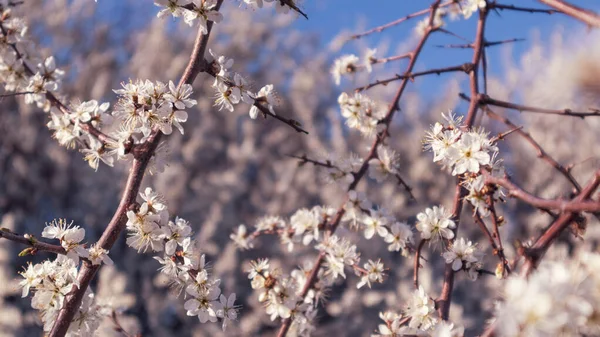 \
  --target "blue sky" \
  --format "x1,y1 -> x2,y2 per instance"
263,0 -> 599,113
